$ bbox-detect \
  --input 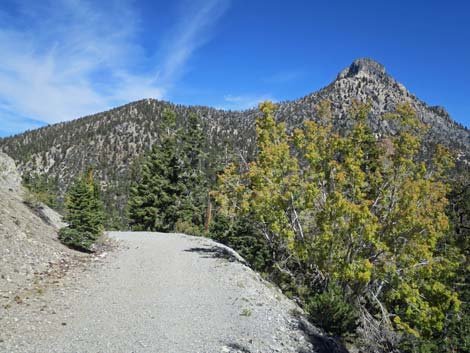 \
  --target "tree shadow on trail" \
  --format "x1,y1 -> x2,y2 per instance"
223,321 -> 349,353
184,246 -> 245,264
223,342 -> 252,353
292,310 -> 350,353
